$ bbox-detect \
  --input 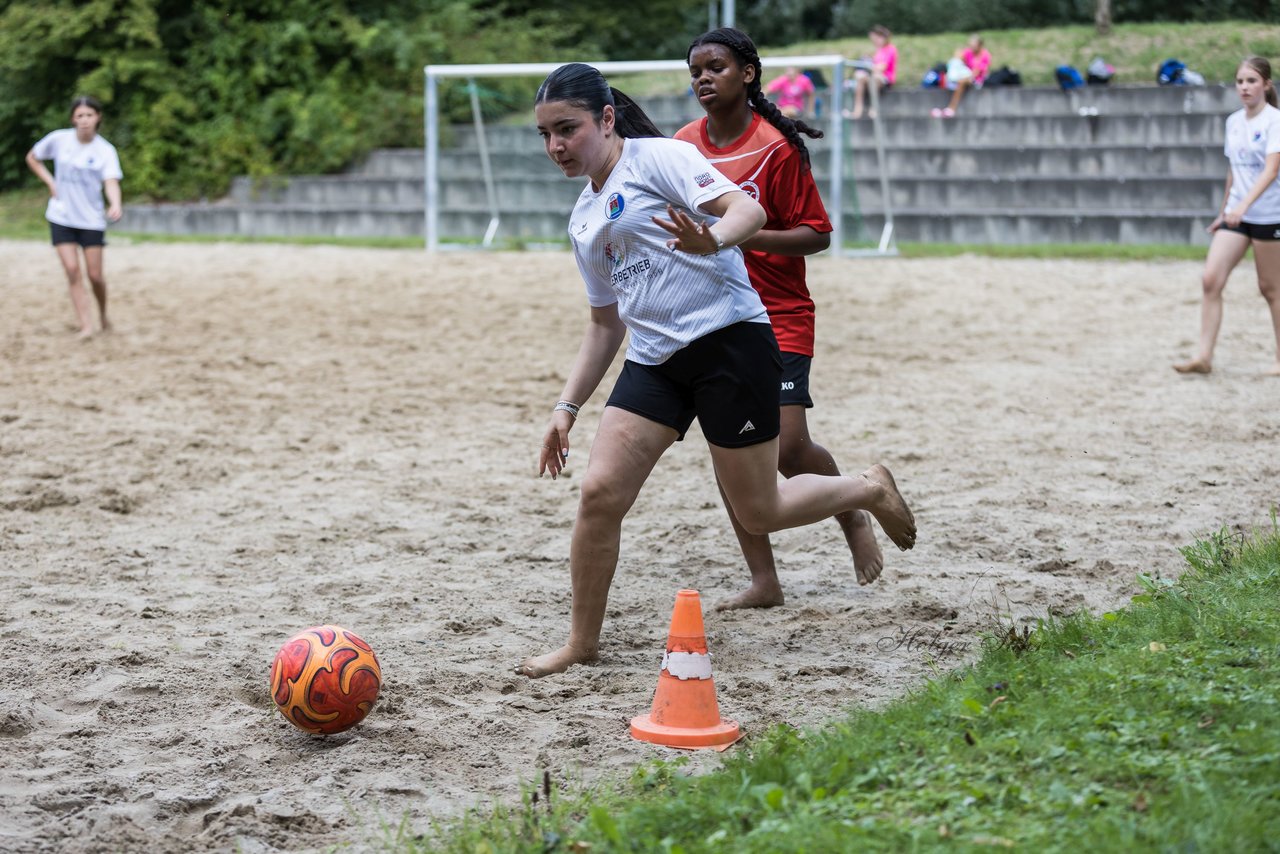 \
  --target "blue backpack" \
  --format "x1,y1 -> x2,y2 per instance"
1158,58 -> 1187,85
1055,65 -> 1085,91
